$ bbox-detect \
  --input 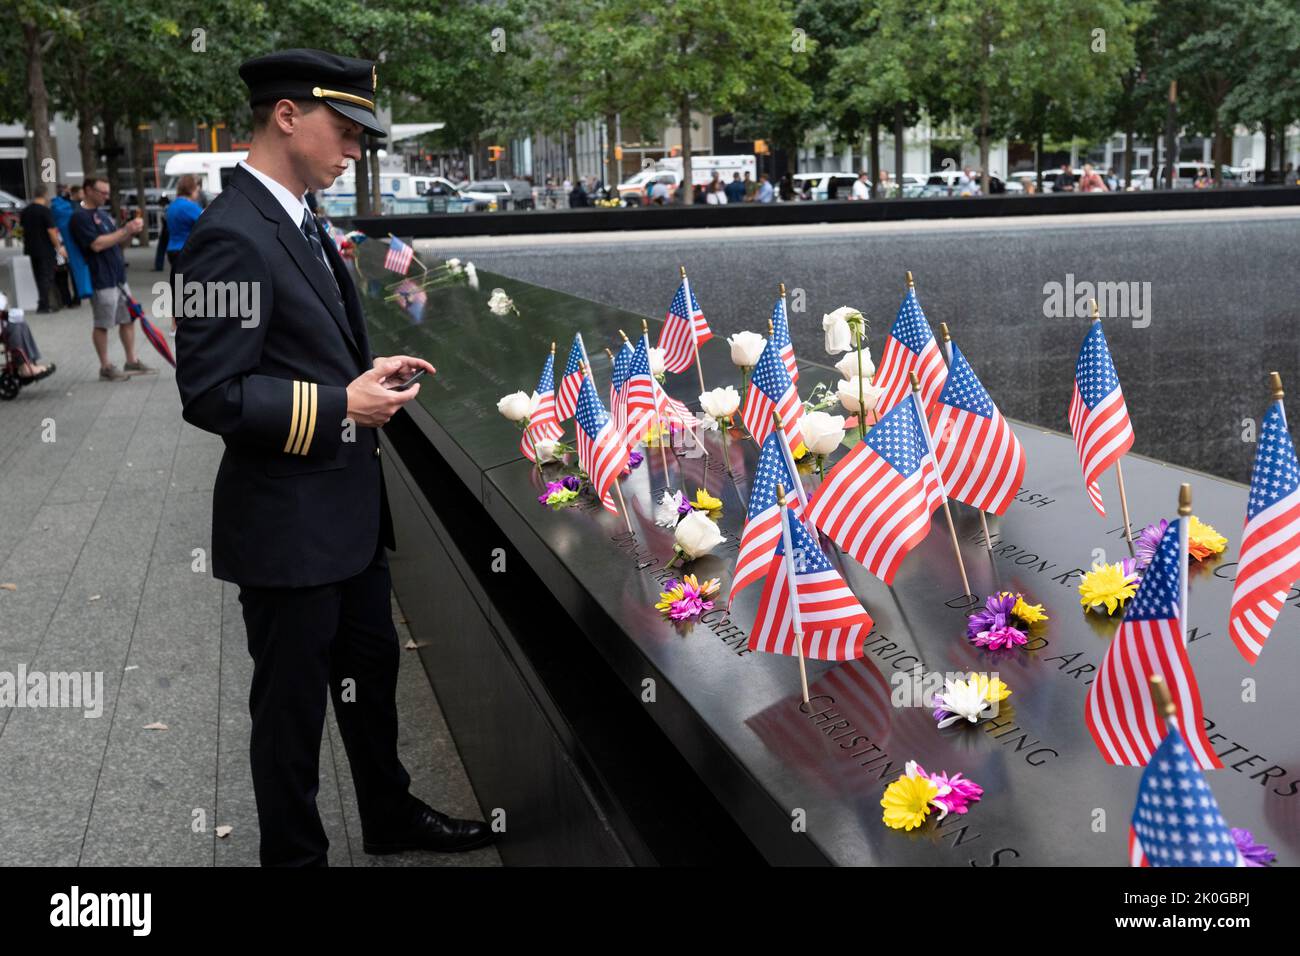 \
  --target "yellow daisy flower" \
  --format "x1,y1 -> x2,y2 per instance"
881,774 -> 939,831
654,581 -> 686,614
692,488 -> 722,512
1012,595 -> 1049,624
1078,561 -> 1139,615
967,672 -> 1012,704
1188,515 -> 1228,561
